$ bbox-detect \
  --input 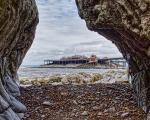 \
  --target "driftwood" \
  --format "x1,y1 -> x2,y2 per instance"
0,0 -> 38,119
75,0 -> 150,119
